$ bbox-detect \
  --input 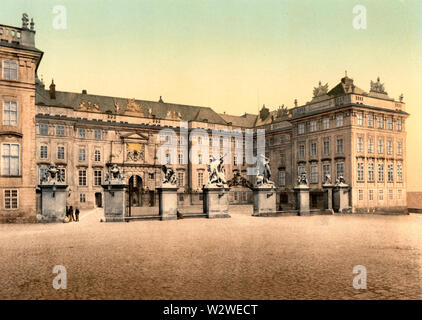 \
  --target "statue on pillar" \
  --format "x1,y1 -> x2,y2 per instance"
256,154 -> 274,187
297,172 -> 308,186
323,174 -> 332,185
105,164 -> 124,183
207,155 -> 227,187
42,164 -> 64,184
161,165 -> 177,186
